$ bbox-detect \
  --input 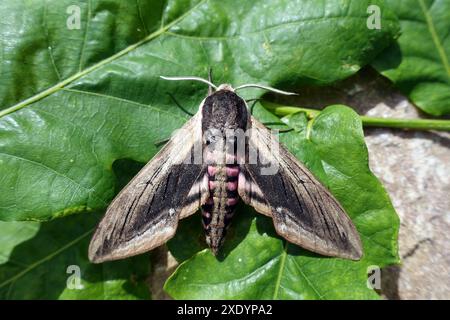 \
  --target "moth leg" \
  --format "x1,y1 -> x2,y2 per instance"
246,101 -> 293,132
278,128 -> 294,133
260,121 -> 293,133
247,99 -> 260,115
154,137 -> 170,147
166,92 -> 194,116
